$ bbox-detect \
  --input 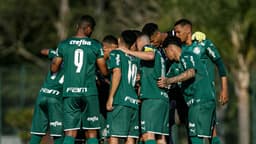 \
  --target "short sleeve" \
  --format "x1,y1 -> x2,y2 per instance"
56,42 -> 64,58
108,50 -> 121,70
94,41 -> 104,59
180,52 -> 196,70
